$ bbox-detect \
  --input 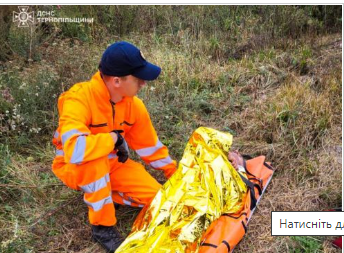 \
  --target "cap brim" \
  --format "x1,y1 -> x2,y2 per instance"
132,62 -> 161,81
